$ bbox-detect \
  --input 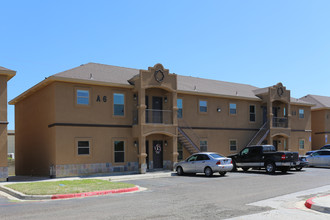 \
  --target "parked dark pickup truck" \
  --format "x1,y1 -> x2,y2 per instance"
229,145 -> 299,174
